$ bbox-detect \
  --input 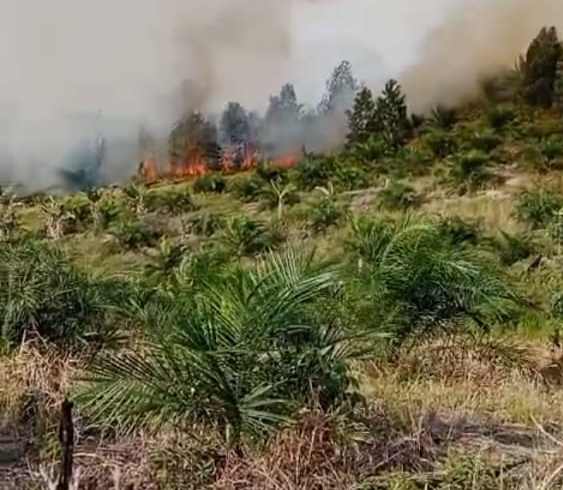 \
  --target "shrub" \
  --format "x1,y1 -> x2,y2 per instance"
110,218 -> 161,250
379,181 -> 420,210
451,150 -> 491,190
289,155 -> 337,191
487,230 -> 536,266
349,216 -> 524,341
470,131 -> 503,152
486,103 -> 517,129
430,105 -> 459,129
145,187 -> 197,214
437,216 -> 481,247
516,190 -> 563,228
0,241 -> 116,350
255,161 -> 290,184
422,130 -> 458,158
229,174 -> 266,202
225,216 -> 284,256
184,211 -> 226,237
193,174 -> 227,194
77,249 -> 367,444
61,193 -> 92,227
